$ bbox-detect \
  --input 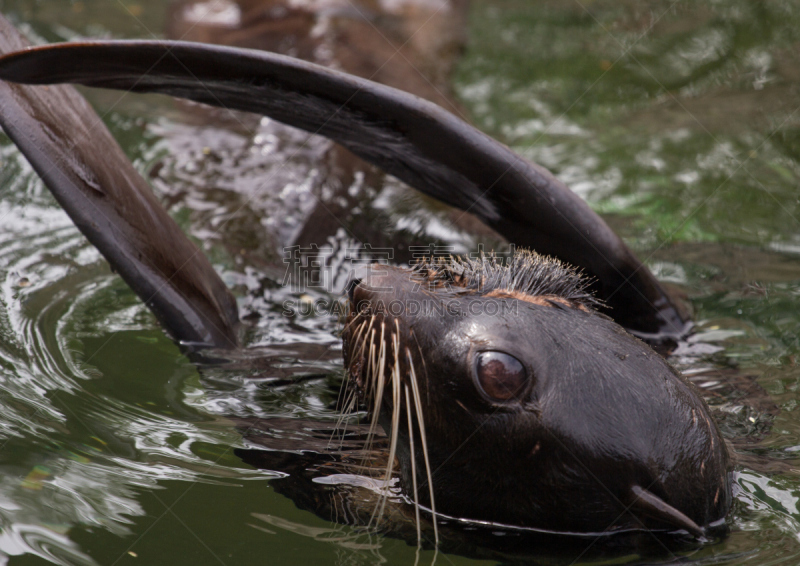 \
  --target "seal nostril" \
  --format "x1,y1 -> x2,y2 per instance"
346,278 -> 362,302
